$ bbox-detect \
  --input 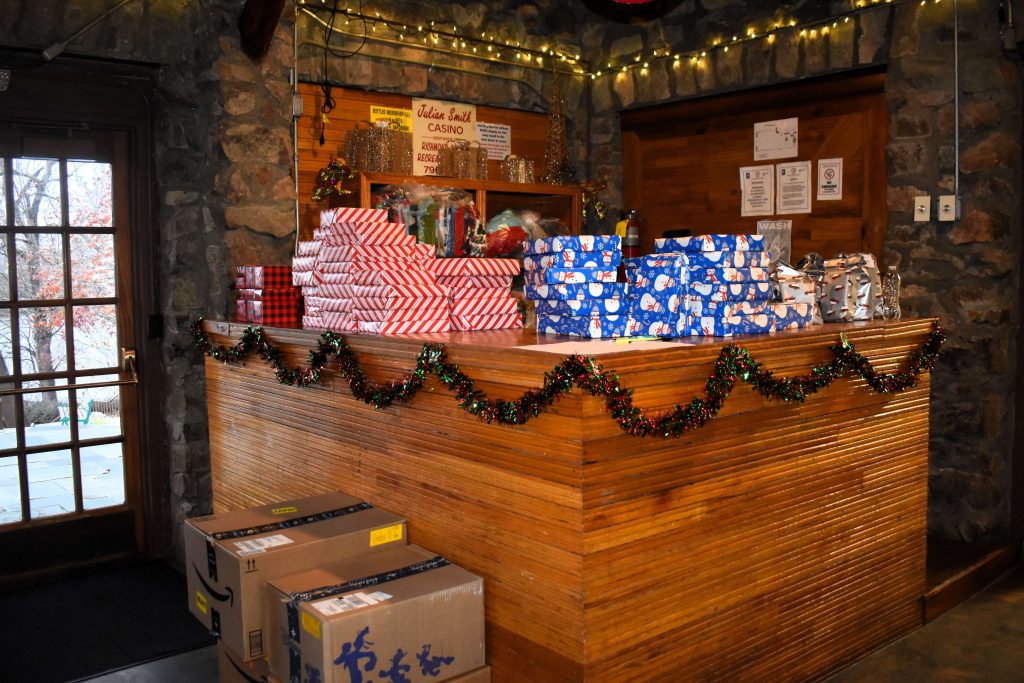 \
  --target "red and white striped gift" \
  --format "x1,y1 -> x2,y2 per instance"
305,296 -> 350,312
357,318 -> 452,335
296,240 -> 322,257
351,296 -> 447,312
319,273 -> 356,285
302,314 -> 325,331
315,223 -> 413,246
348,269 -> 436,286
425,258 -> 520,277
319,258 -> 420,274
292,270 -> 316,287
318,283 -> 449,300
291,256 -> 317,272
320,207 -> 389,227
354,304 -> 450,323
450,296 -> 518,317
450,312 -> 523,331
435,275 -> 514,290
322,312 -> 358,331
301,285 -> 320,297
449,286 -> 510,301
318,244 -> 433,262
